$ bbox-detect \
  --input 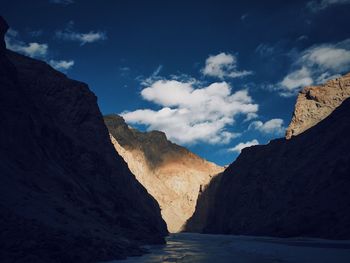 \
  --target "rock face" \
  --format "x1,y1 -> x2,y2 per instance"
104,115 -> 224,233
286,73 -> 350,139
186,98 -> 350,239
0,17 -> 167,263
